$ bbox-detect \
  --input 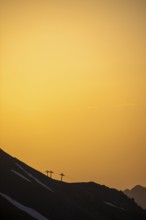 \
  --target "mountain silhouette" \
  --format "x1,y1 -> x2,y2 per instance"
0,149 -> 146,220
124,185 -> 146,210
